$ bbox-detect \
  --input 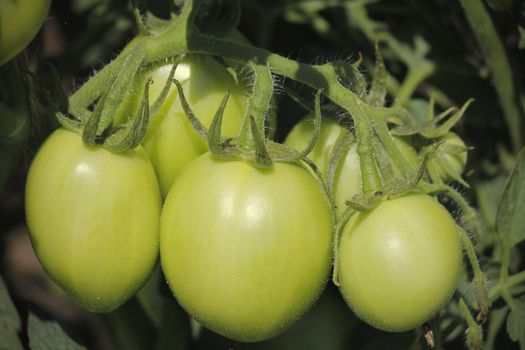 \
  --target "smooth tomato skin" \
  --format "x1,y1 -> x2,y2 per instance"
160,153 -> 334,342
25,128 -> 160,312
337,194 -> 462,332
0,0 -> 51,65
141,55 -> 246,197
285,118 -> 419,216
